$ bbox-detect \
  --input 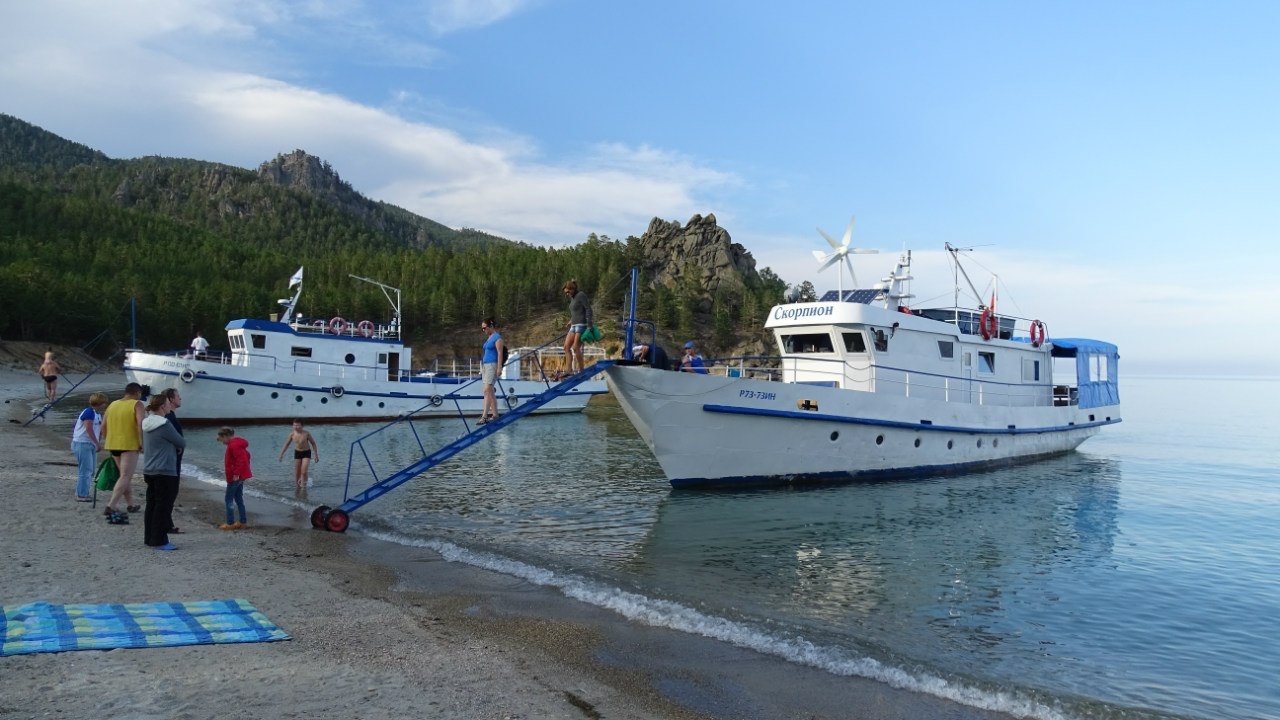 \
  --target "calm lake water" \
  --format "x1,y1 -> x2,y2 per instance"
52,376 -> 1280,720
